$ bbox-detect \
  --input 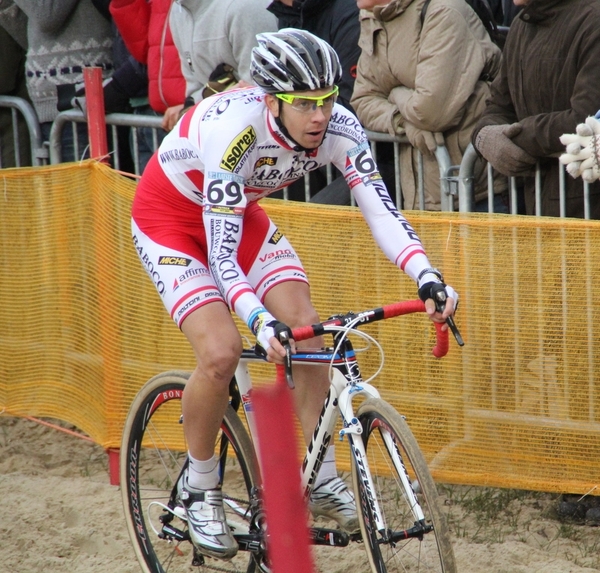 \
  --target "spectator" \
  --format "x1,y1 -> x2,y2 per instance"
0,3 -> 31,167
501,0 -> 520,25
110,0 -> 187,171
488,0 -> 520,26
81,0 -> 147,173
169,0 -> 277,107
266,0 -> 369,203
472,0 -> 600,219
267,0 -> 360,112
351,0 -> 502,211
13,0 -> 114,162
